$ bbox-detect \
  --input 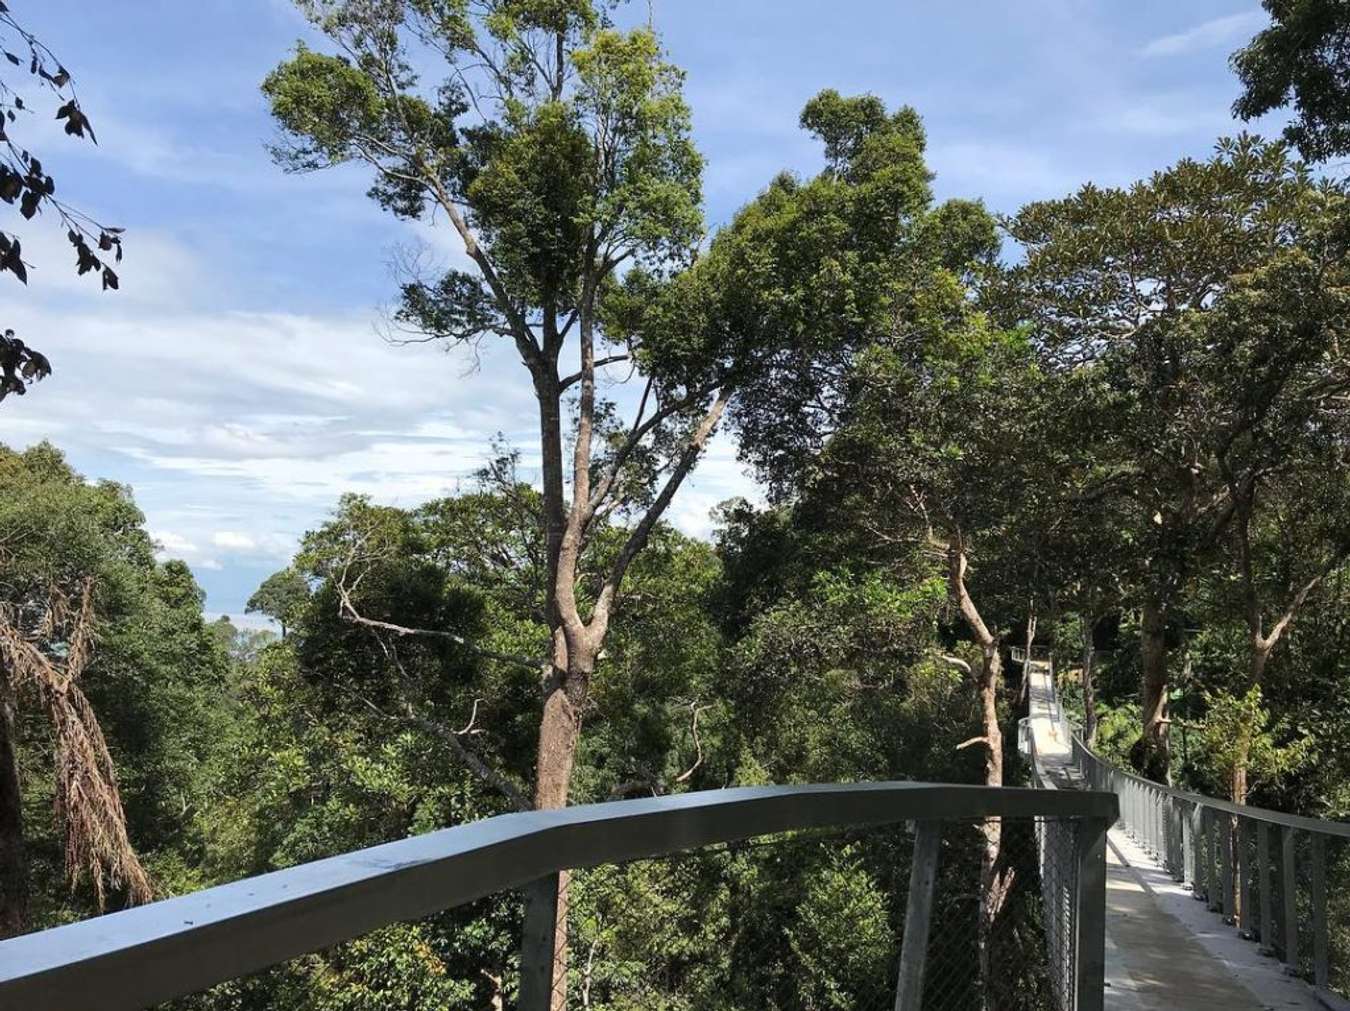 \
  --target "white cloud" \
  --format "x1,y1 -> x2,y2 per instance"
667,433 -> 762,539
212,531 -> 257,551
152,529 -> 198,556
1140,11 -> 1265,58
9,225 -> 207,309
